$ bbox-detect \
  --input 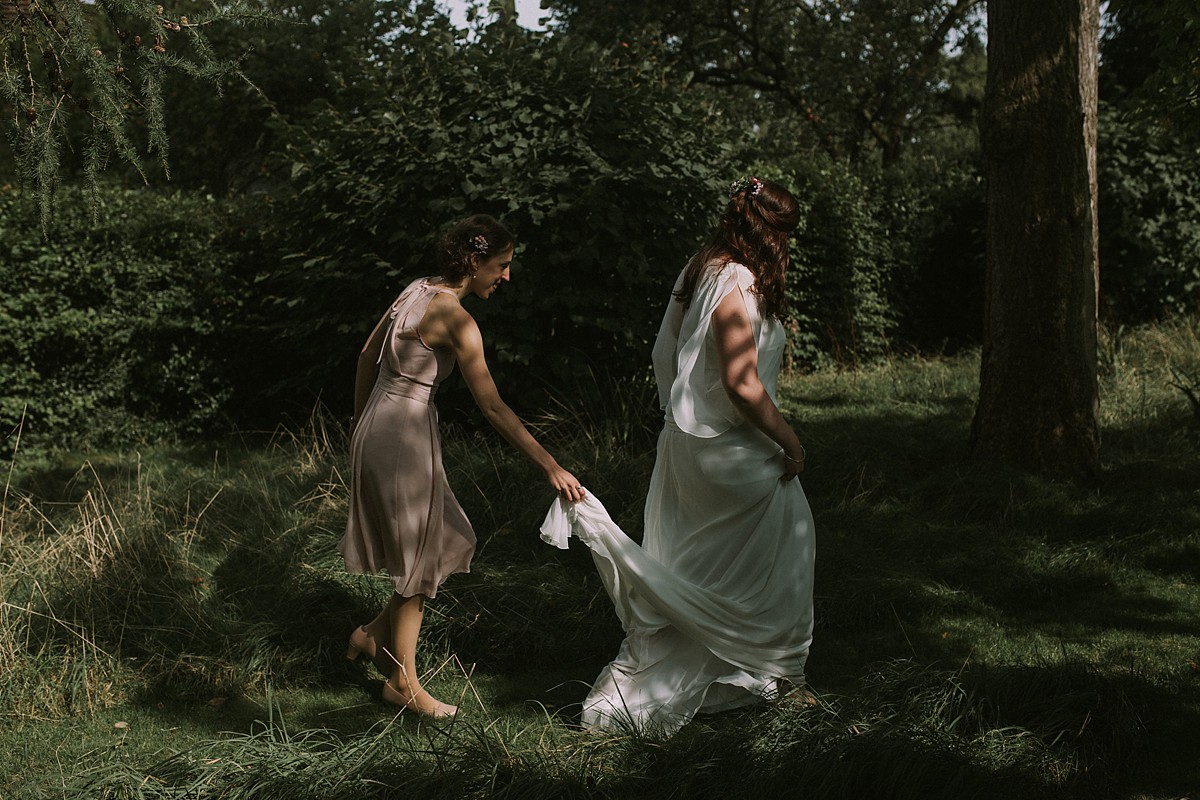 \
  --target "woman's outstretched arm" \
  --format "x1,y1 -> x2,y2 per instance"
426,296 -> 585,502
